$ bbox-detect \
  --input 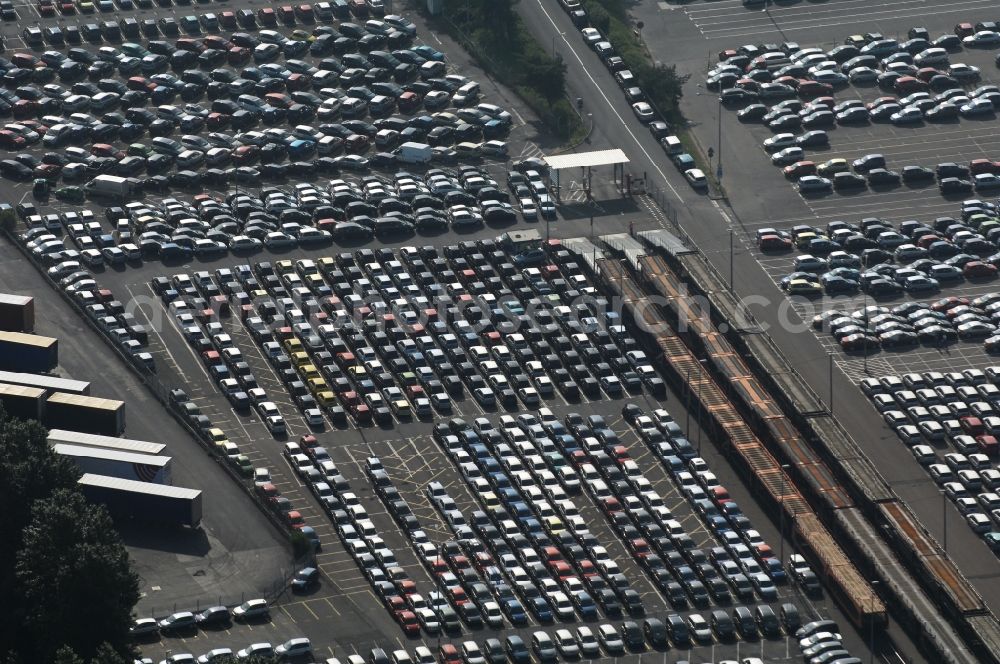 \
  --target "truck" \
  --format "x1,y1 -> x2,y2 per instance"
0,294 -> 34,332
48,428 -> 165,456
395,142 -> 433,164
44,392 -> 125,436
0,383 -> 45,420
83,175 -> 139,202
0,331 -> 57,372
55,444 -> 171,484
0,370 -> 89,395
78,473 -> 200,527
